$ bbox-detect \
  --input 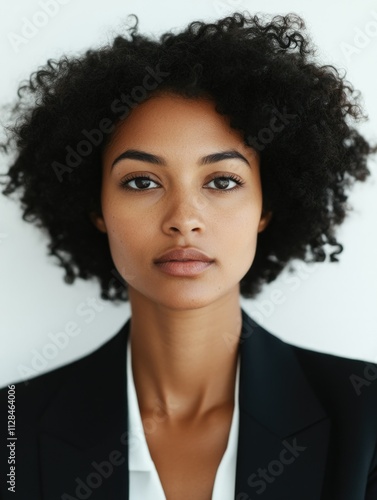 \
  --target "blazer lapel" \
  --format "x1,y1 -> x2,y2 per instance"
235,309 -> 331,499
38,309 -> 330,499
